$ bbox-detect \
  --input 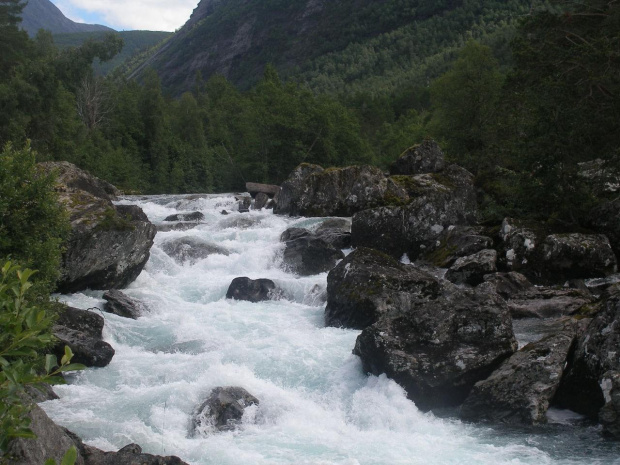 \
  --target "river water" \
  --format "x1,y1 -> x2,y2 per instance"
43,194 -> 620,465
